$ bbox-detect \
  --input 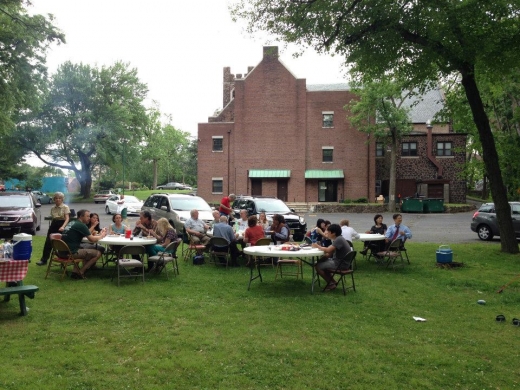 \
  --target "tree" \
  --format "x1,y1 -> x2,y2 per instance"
232,0 -> 520,253
138,107 -> 193,189
348,79 -> 413,211
15,61 -> 148,198
0,0 -> 64,175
